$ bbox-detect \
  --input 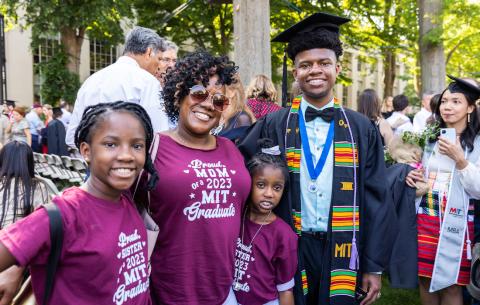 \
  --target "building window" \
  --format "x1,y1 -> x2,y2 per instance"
32,38 -> 60,100
90,40 -> 116,75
